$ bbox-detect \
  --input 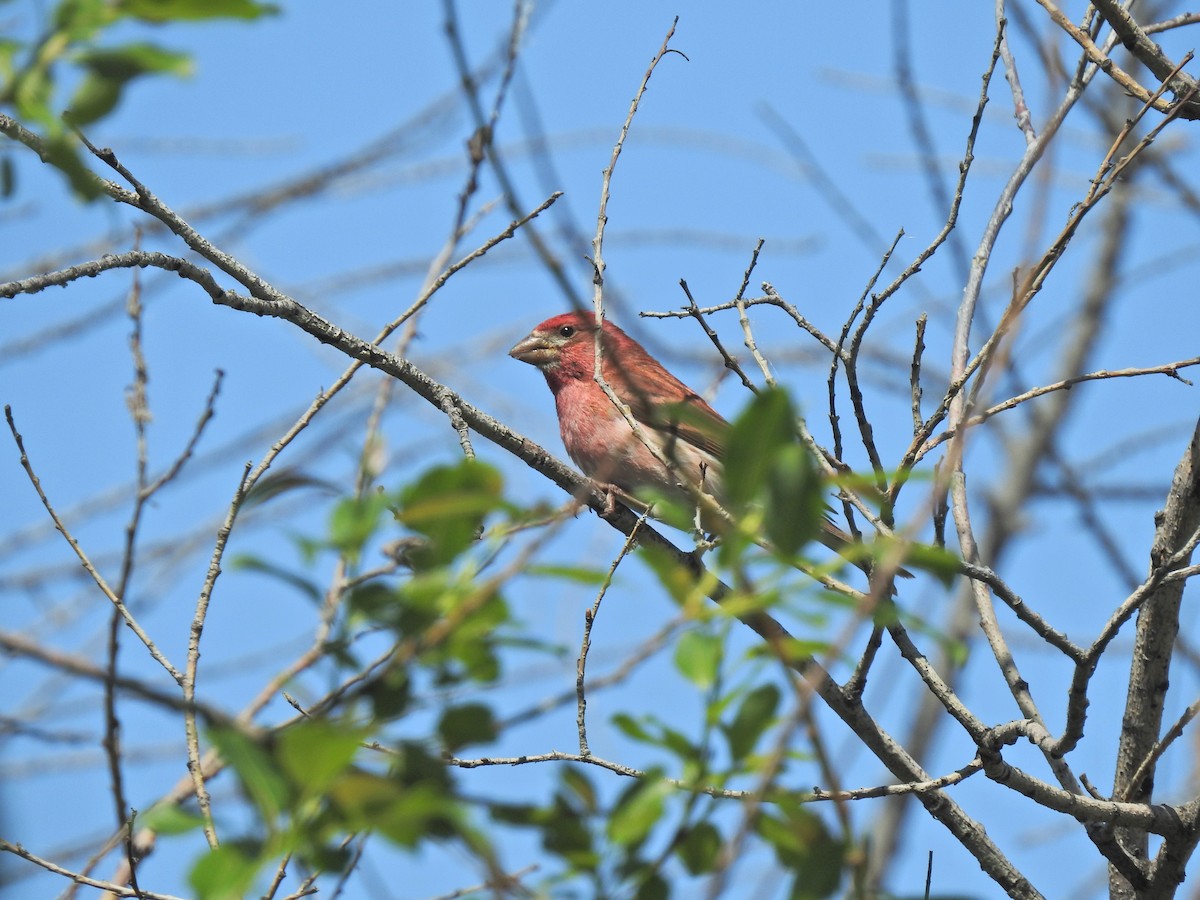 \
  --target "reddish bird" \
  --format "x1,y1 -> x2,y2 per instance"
509,311 -> 874,563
